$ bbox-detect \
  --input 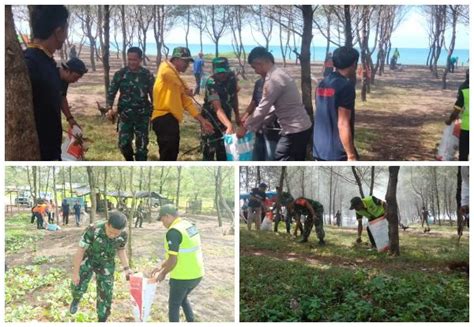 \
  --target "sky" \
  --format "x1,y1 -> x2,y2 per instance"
163,6 -> 469,49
